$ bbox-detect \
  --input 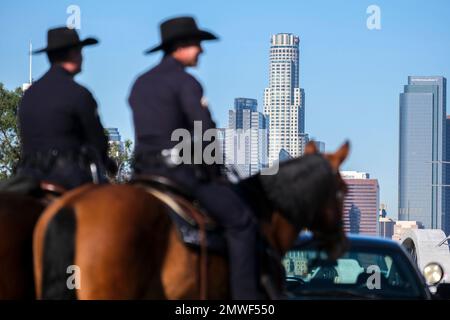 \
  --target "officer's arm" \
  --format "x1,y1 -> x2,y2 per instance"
76,89 -> 109,161
179,77 -> 224,178
179,77 -> 217,131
